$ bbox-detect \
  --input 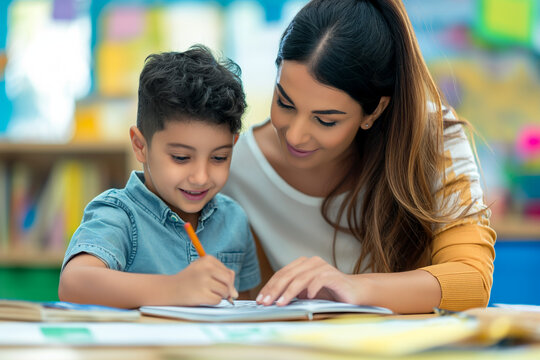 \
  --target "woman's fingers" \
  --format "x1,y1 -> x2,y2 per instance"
256,256 -> 308,304
275,266 -> 326,305
306,273 -> 362,304
257,256 -> 330,305
305,271 -> 344,301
